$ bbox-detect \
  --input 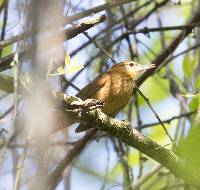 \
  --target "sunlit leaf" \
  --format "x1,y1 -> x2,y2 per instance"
182,55 -> 192,79
128,151 -> 139,166
50,54 -> 83,76
109,162 -> 122,178
66,64 -> 84,74
56,66 -> 65,73
182,52 -> 198,80
195,74 -> 200,89
183,93 -> 200,98
189,97 -> 199,111
1,45 -> 12,57
65,53 -> 71,65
